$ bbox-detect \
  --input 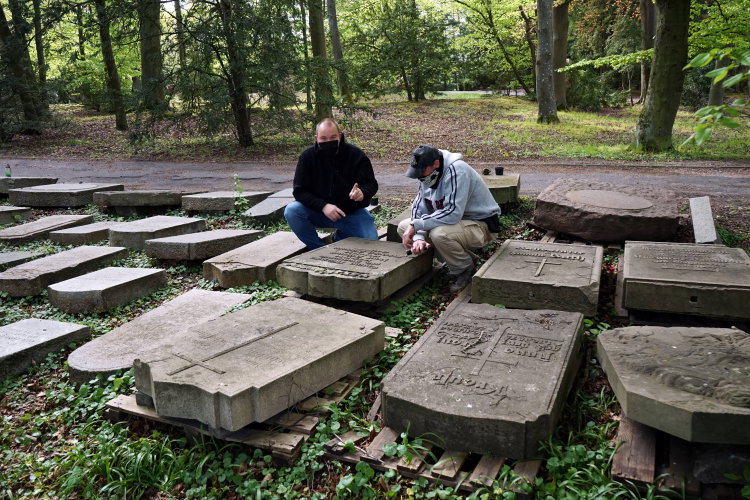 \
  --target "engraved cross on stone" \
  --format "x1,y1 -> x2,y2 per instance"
451,327 -> 517,375
526,258 -> 561,277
